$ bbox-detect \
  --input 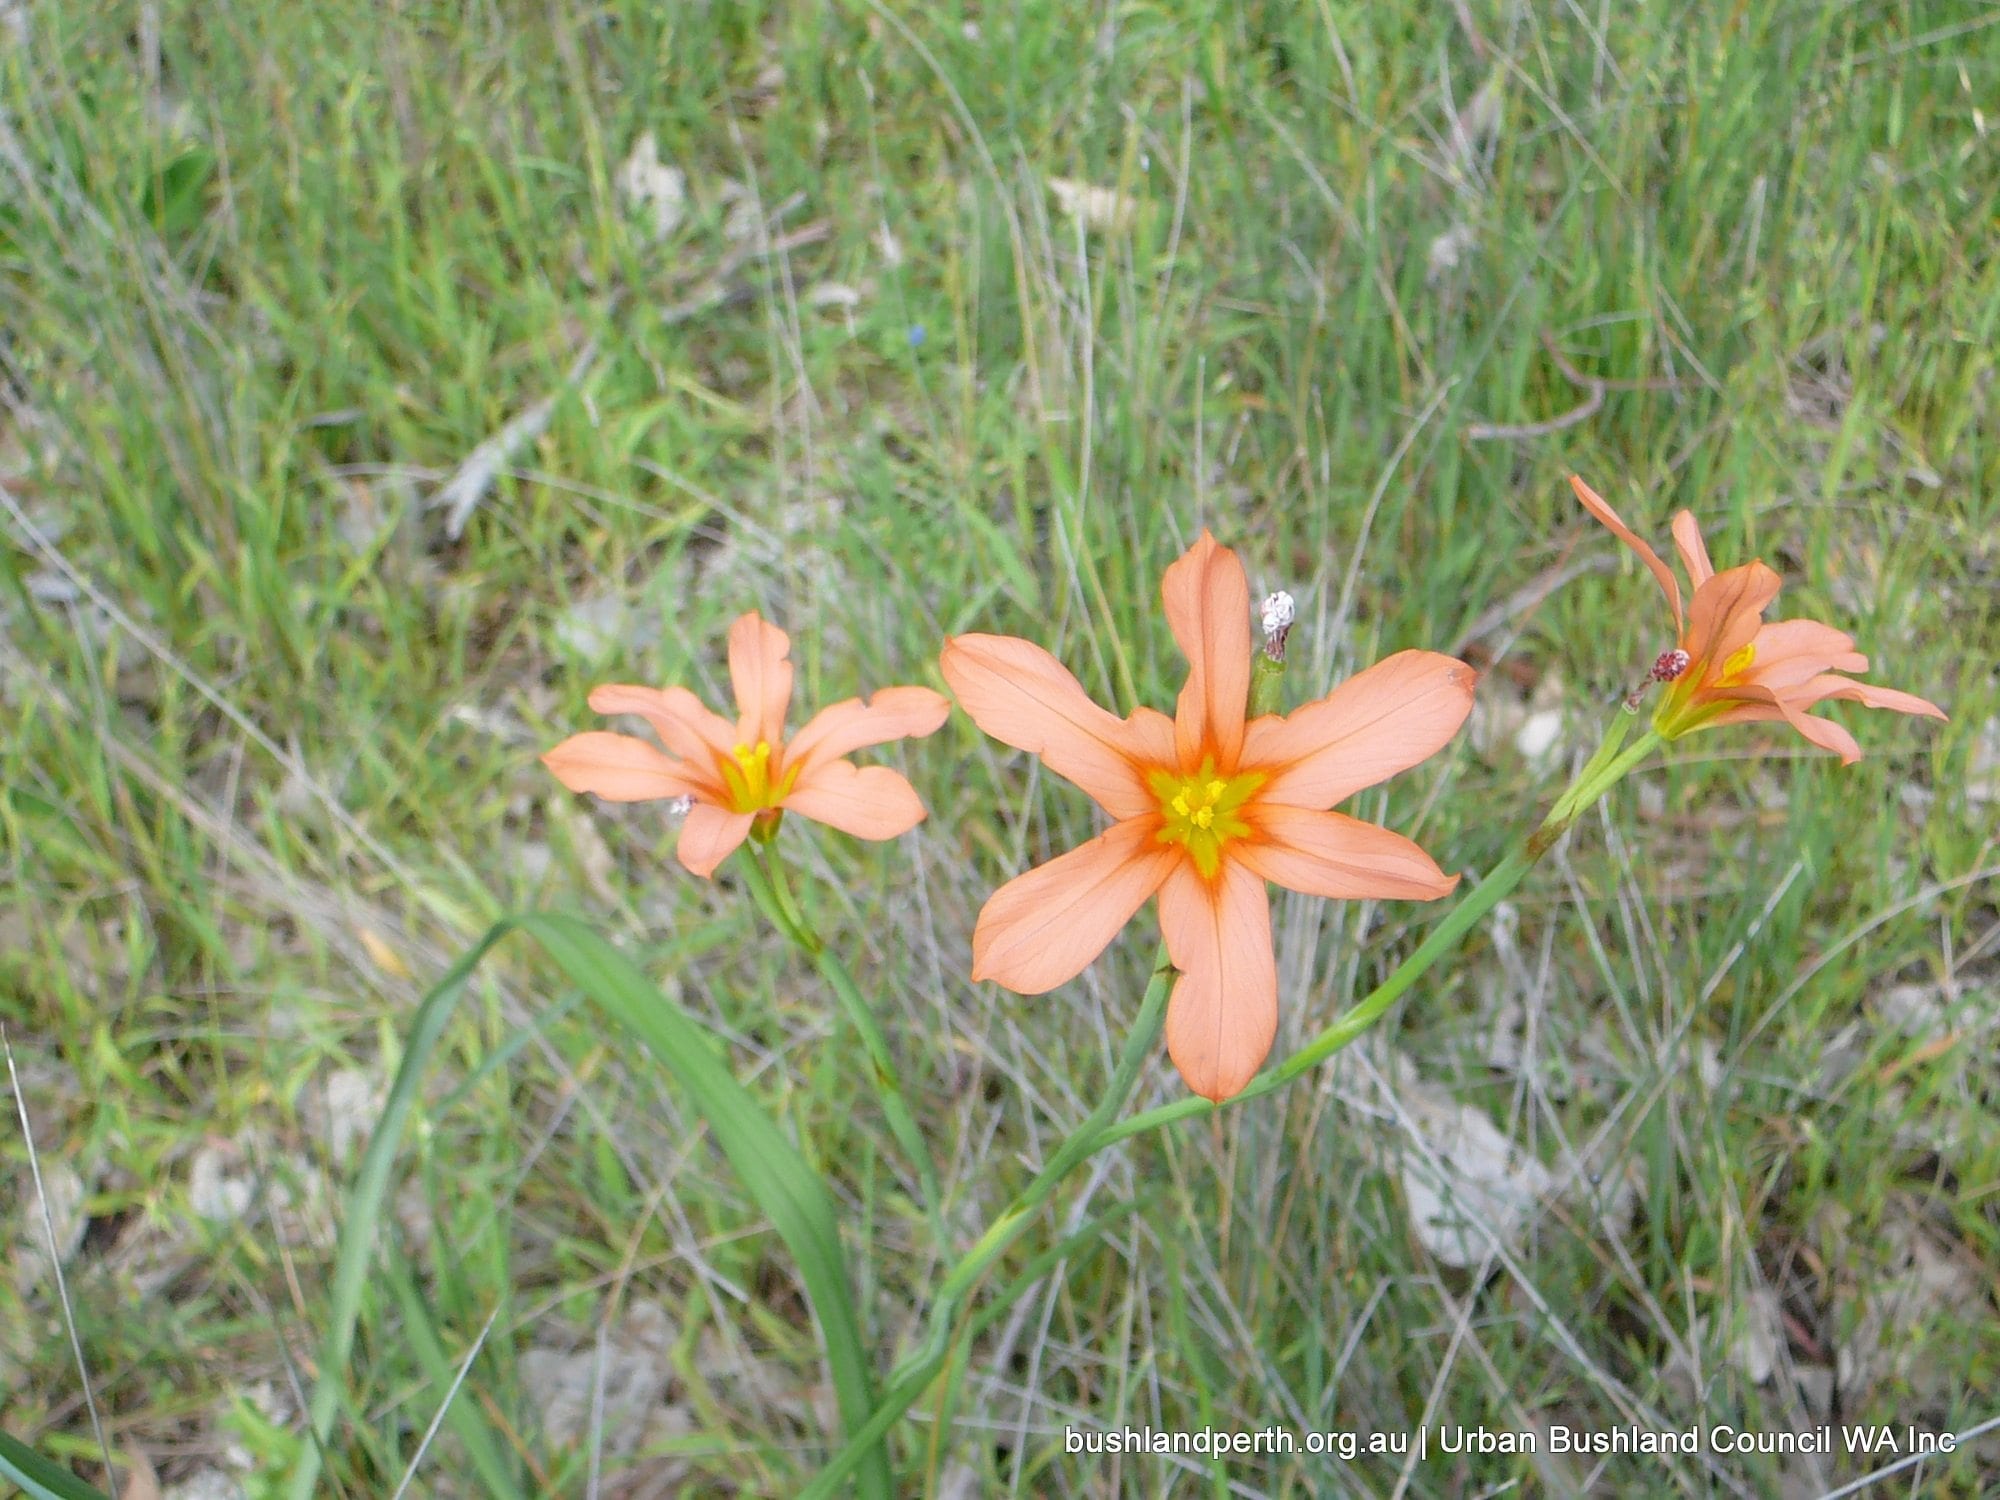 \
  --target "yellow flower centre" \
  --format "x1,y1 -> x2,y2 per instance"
1147,759 -> 1263,879
1717,642 -> 1757,683
719,740 -> 798,813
